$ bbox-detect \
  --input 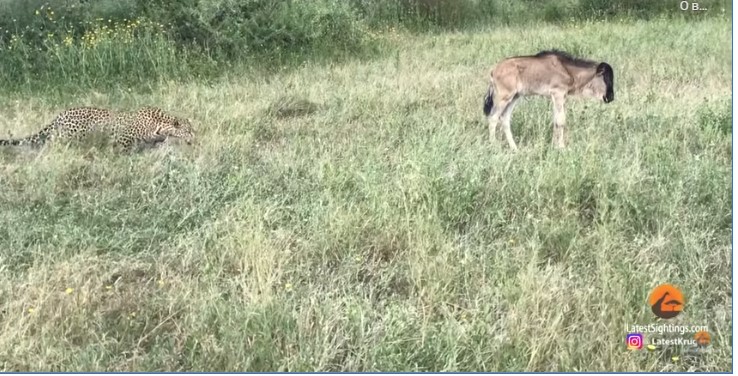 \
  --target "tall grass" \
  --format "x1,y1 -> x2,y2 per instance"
0,14 -> 731,371
0,0 -> 374,93
0,0 -> 730,93
0,17 -> 189,94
